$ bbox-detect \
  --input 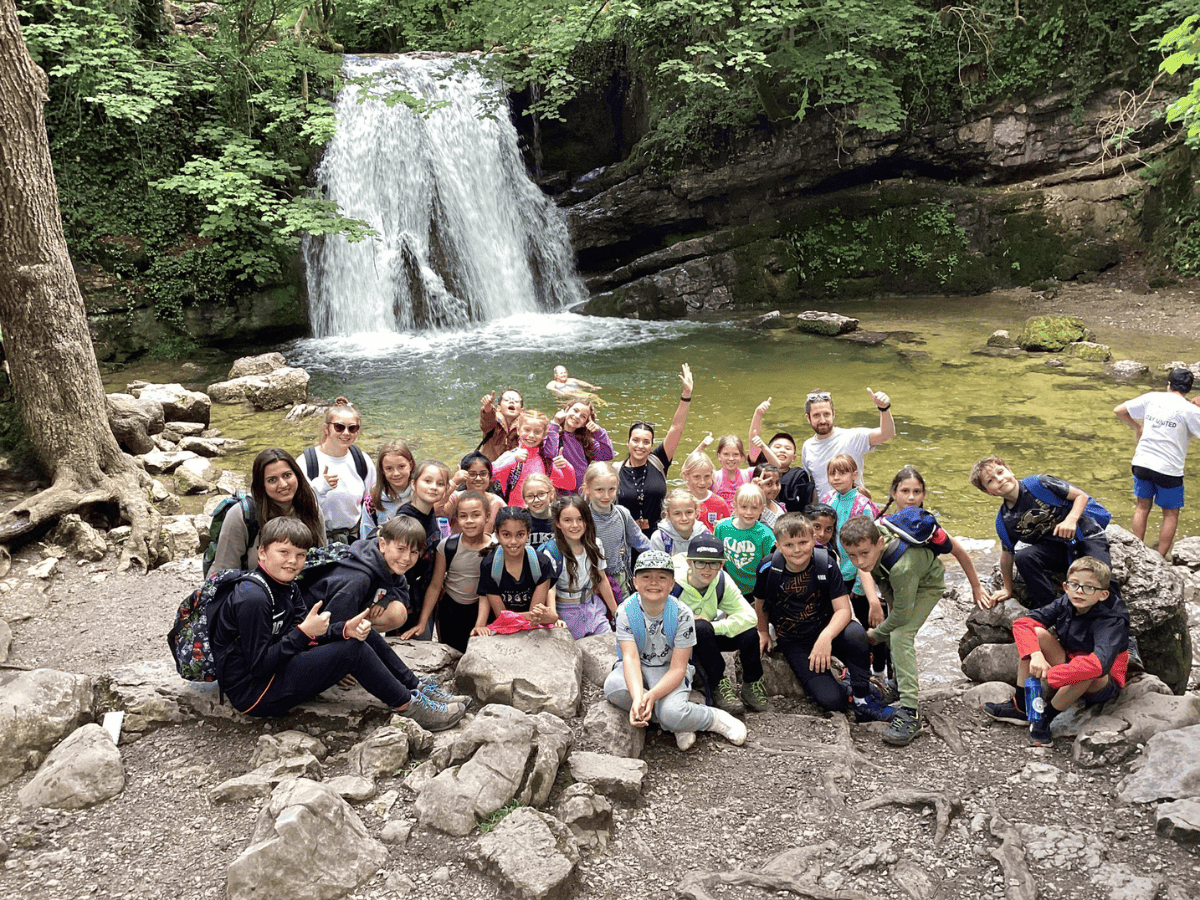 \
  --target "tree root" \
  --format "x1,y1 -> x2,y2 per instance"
855,789 -> 963,846
988,808 -> 1036,900
0,466 -> 160,572
678,842 -> 870,900
924,711 -> 966,755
